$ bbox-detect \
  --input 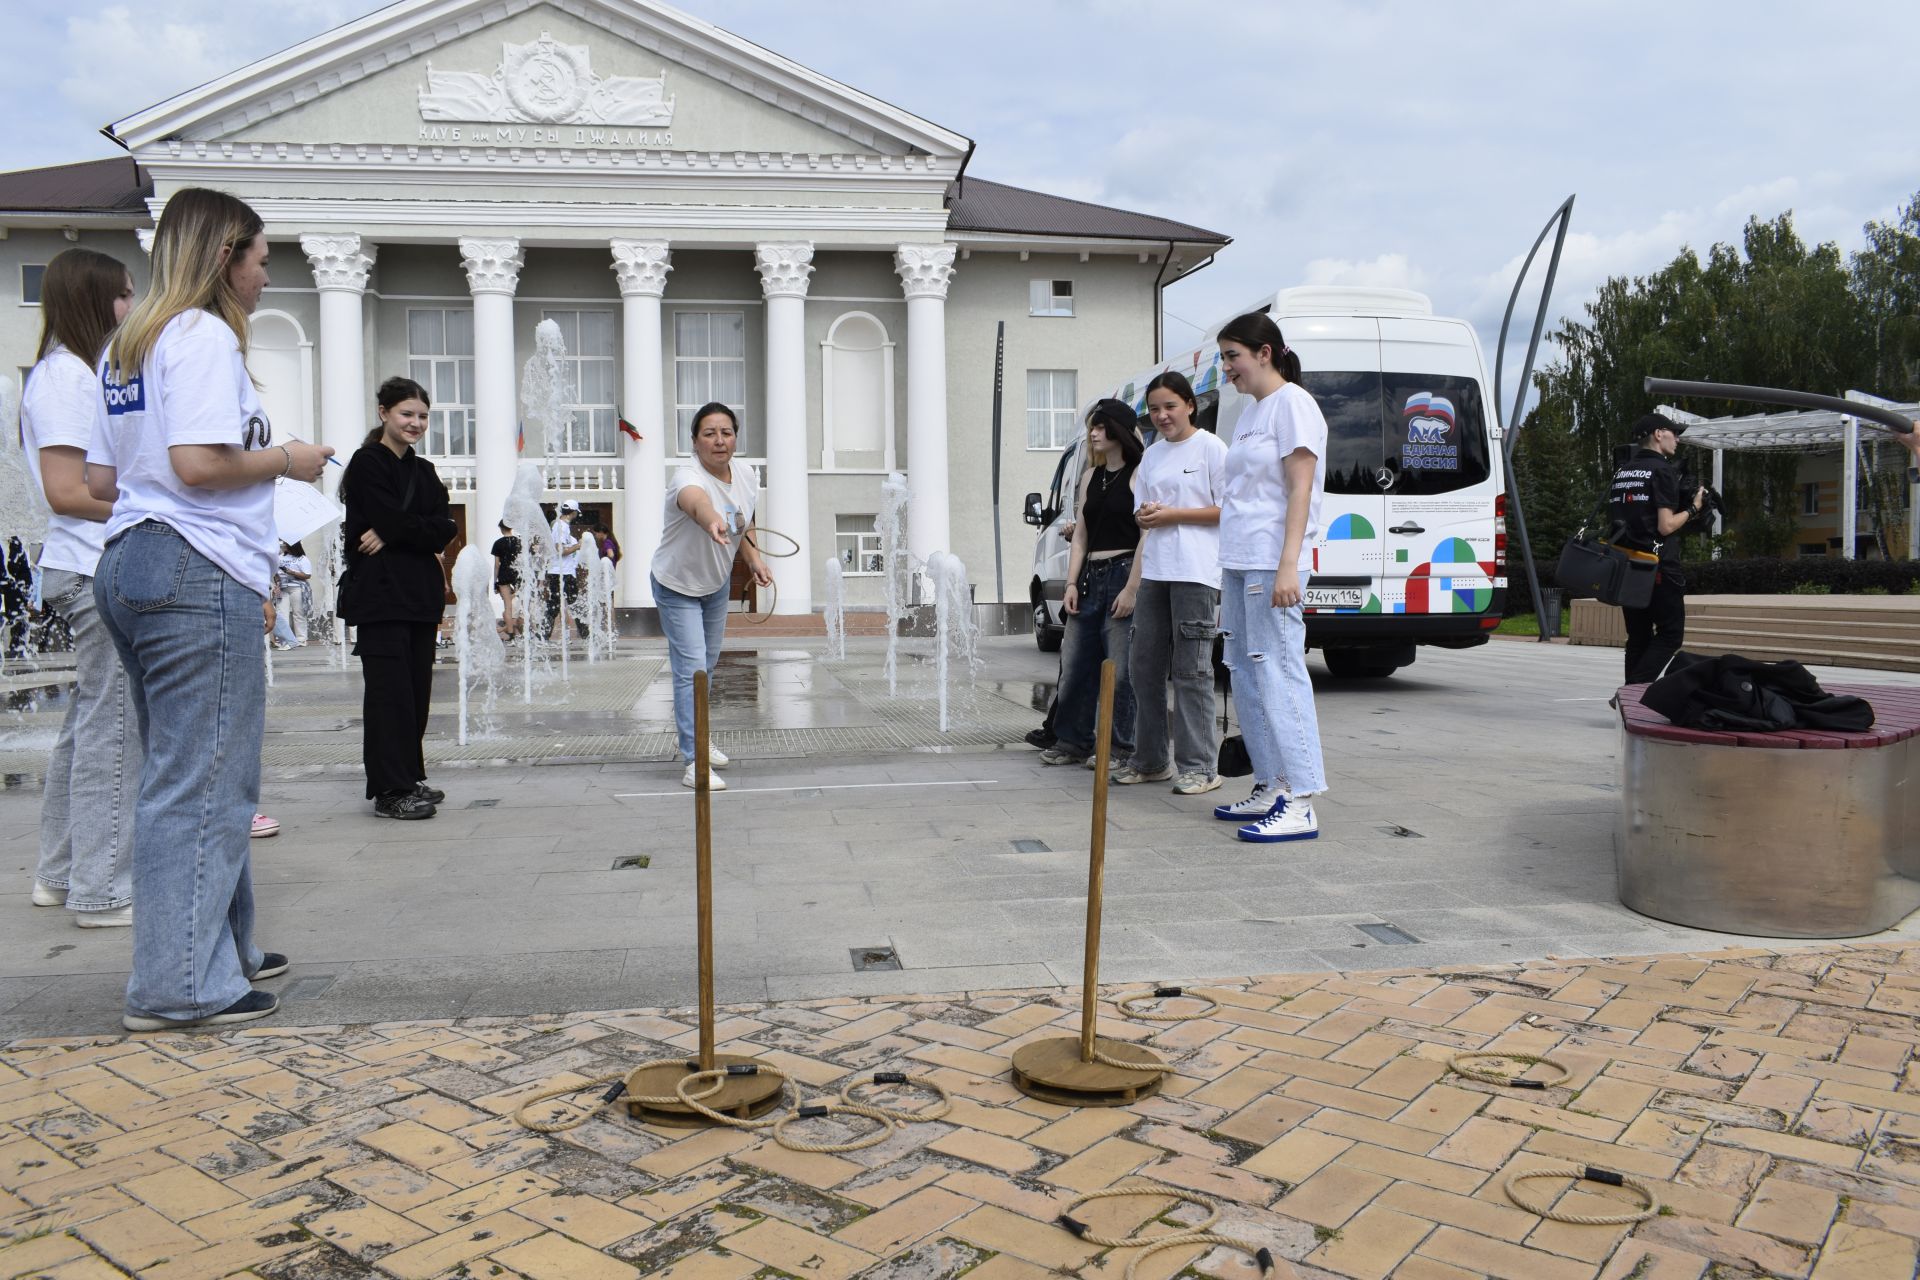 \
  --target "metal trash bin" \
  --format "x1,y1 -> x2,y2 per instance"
1541,589 -> 1564,639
